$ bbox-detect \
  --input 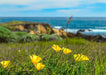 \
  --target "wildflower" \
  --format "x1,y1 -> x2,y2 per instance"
1,61 -> 10,68
74,54 -> 89,61
30,55 -> 42,64
34,63 -> 45,70
52,44 -> 62,52
18,50 -> 21,52
62,47 -> 72,54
